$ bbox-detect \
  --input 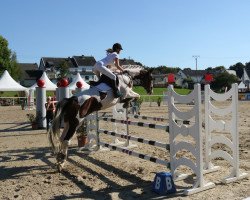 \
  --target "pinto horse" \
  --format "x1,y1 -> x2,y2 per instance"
48,68 -> 153,171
